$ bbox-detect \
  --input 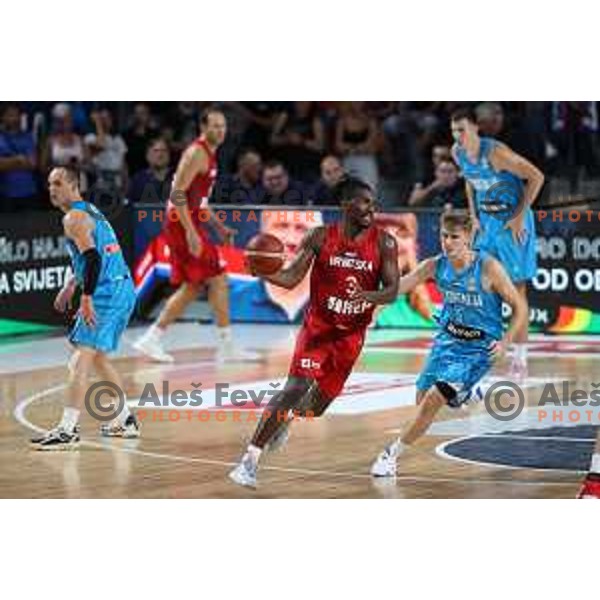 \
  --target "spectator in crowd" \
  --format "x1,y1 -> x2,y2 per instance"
213,148 -> 263,204
0,103 -> 39,211
550,101 -> 599,191
162,101 -> 203,160
270,101 -> 324,181
127,138 -> 173,205
230,102 -> 283,157
41,103 -> 86,180
84,108 -> 128,195
476,102 -> 504,138
334,101 -> 380,189
407,144 -> 451,203
310,155 -> 345,205
408,159 -> 467,209
259,160 -> 306,205
124,102 -> 160,175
